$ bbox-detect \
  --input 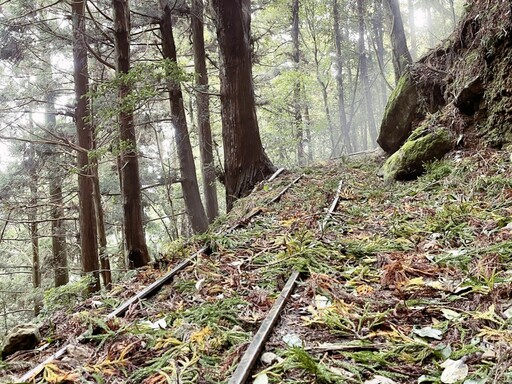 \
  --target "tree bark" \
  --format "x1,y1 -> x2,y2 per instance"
89,81 -> 112,288
92,154 -> 112,288
292,0 -> 305,166
72,0 -> 100,292
357,0 -> 378,147
333,0 -> 351,153
384,0 -> 413,83
211,0 -> 275,210
191,0 -> 219,224
112,0 -> 150,267
46,91 -> 69,287
26,144 -> 41,315
160,0 -> 209,234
